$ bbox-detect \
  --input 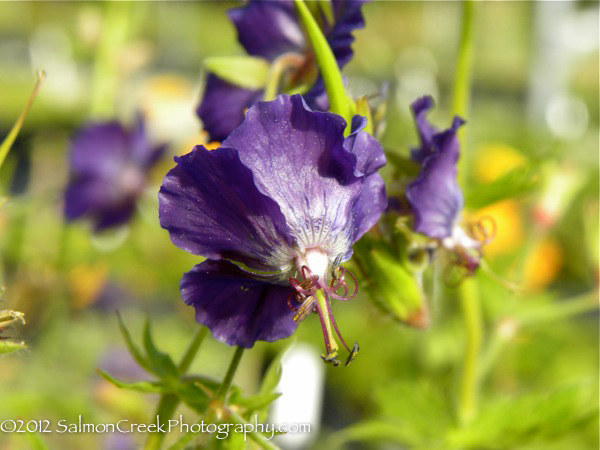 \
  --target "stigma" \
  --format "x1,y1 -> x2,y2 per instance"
288,248 -> 360,367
